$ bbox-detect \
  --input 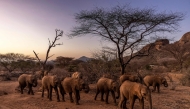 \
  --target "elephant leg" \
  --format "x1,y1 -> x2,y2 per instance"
129,96 -> 135,109
122,100 -> 127,109
28,85 -> 34,95
20,86 -> 24,94
111,90 -> 116,105
74,90 -> 80,105
41,87 -> 44,98
59,87 -> 65,102
77,90 -> 80,100
54,87 -> 60,102
49,87 -> 52,101
118,94 -> 125,108
69,92 -> 74,103
47,88 -> 49,99
139,98 -> 144,109
27,86 -> 31,94
157,84 -> 160,93
105,91 -> 109,104
101,91 -> 104,101
94,89 -> 100,100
